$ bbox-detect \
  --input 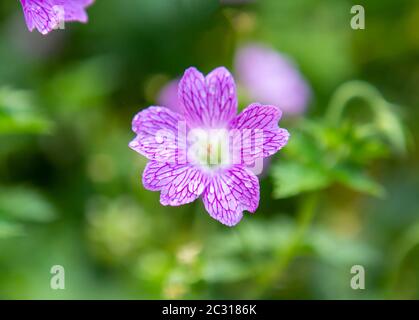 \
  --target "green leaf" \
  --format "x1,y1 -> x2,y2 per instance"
0,220 -> 24,238
334,166 -> 386,198
203,258 -> 251,282
272,115 -> 391,198
0,87 -> 52,135
307,227 -> 380,266
0,187 -> 56,223
272,161 -> 331,198
45,57 -> 119,112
